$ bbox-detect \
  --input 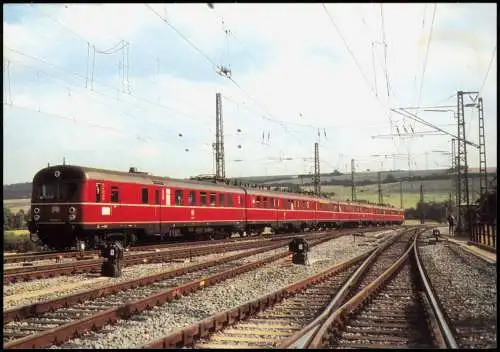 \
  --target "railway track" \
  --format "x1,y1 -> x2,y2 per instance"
140,227 -> 410,348
418,234 -> 497,349
3,232 -> 331,284
143,226 -> 455,349
3,231 -> 315,265
3,229 -> 355,349
306,230 -> 456,349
